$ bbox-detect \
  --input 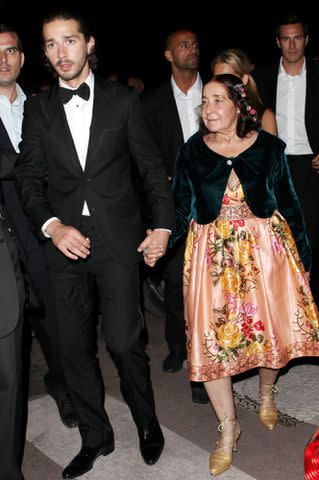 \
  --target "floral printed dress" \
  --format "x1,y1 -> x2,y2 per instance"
184,175 -> 319,381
